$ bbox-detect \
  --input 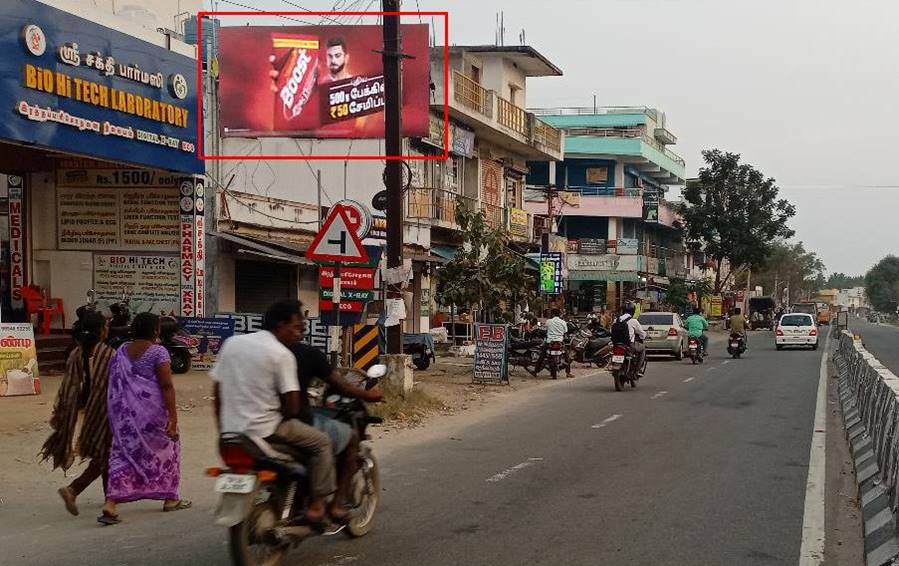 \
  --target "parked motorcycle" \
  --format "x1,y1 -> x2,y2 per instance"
403,333 -> 435,371
569,325 -> 612,368
727,333 -> 747,359
688,336 -> 705,364
211,364 -> 385,566
608,340 -> 640,391
507,335 -> 544,375
160,316 -> 197,374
